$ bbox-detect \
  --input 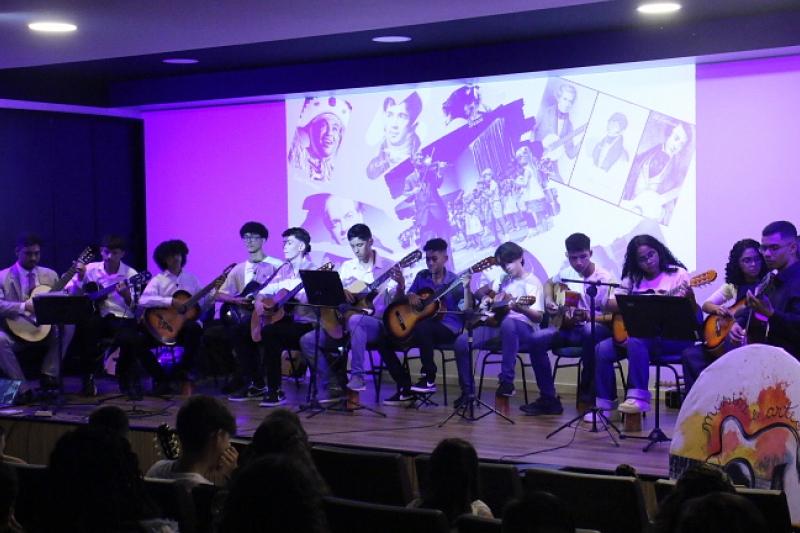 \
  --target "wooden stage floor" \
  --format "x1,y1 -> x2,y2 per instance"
0,375 -> 678,478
